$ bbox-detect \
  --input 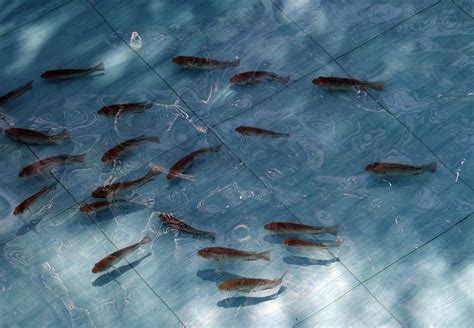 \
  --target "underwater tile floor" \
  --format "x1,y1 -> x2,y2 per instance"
0,0 -> 472,327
